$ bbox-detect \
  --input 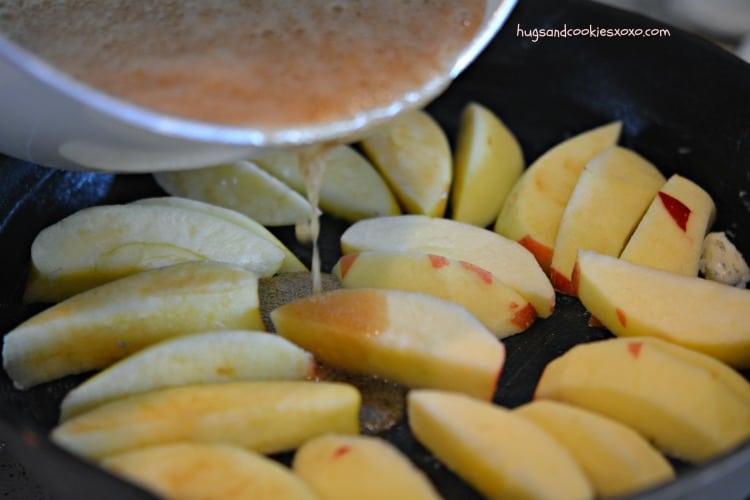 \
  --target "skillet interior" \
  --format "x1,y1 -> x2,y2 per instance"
1,0 -> 749,497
